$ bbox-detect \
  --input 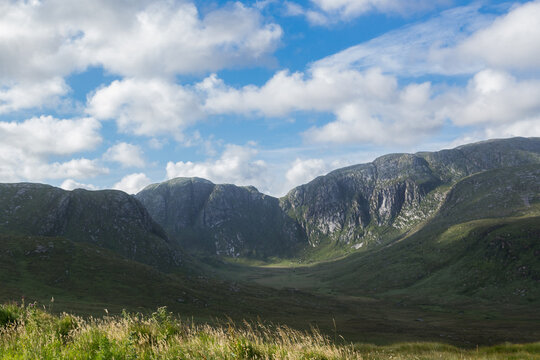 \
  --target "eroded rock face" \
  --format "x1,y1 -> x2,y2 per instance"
0,184 -> 181,270
281,137 -> 540,246
136,178 -> 306,258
